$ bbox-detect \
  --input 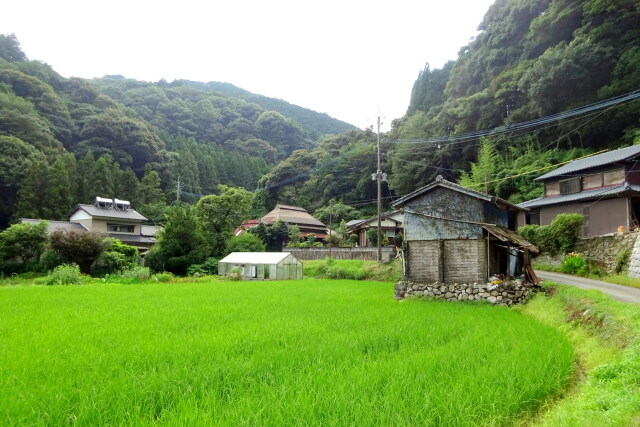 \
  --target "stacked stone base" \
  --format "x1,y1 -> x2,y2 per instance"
395,280 -> 537,306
